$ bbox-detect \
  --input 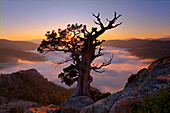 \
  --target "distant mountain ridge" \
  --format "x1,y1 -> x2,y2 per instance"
27,39 -> 43,44
0,47 -> 46,63
0,39 -> 38,51
103,38 -> 170,59
0,39 -> 46,66
148,37 -> 170,41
